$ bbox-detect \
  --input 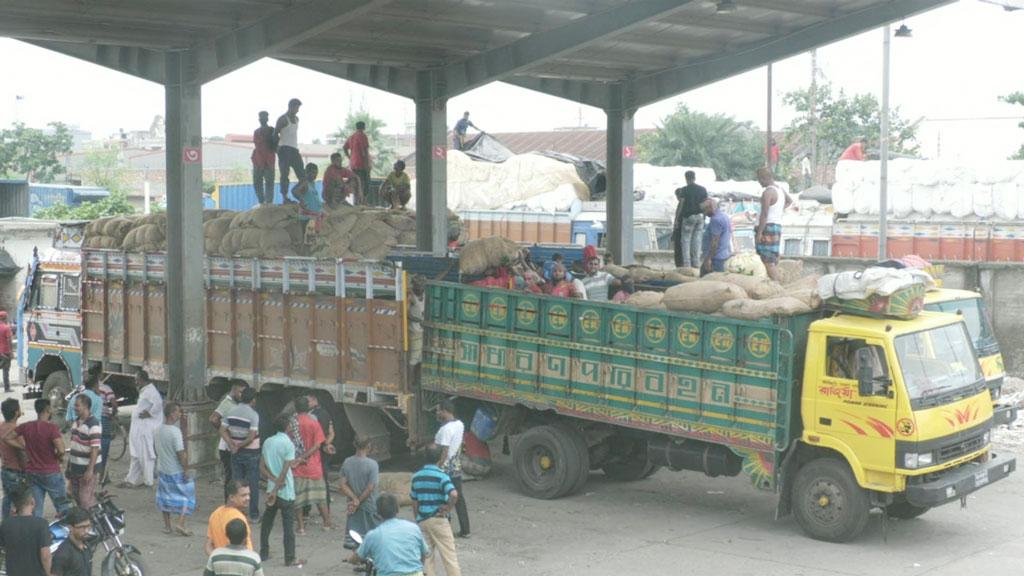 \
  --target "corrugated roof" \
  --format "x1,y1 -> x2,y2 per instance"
488,129 -> 656,162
